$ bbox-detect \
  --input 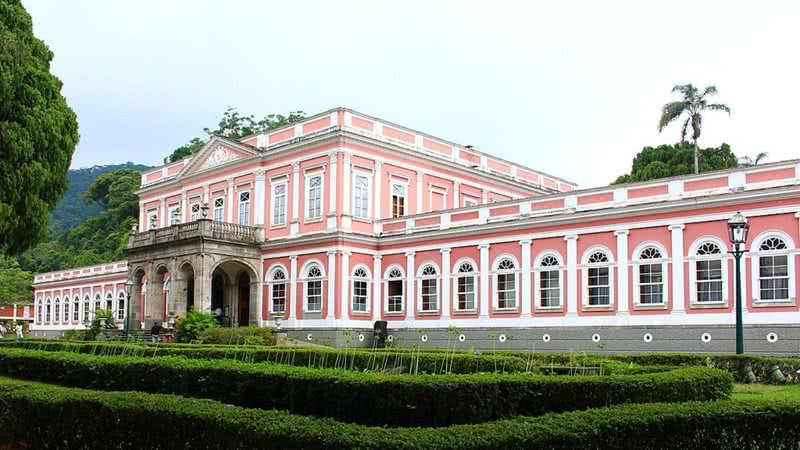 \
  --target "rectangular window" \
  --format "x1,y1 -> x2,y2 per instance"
587,266 -> 610,305
391,183 -> 406,218
759,255 -> 789,300
147,211 -> 158,230
73,301 -> 79,322
462,196 -> 478,207
238,191 -> 250,225
305,174 -> 323,219
540,270 -> 560,307
169,206 -> 181,226
696,259 -> 723,303
190,203 -> 201,221
306,280 -> 322,312
387,279 -> 403,312
430,190 -> 446,211
353,174 -> 370,219
421,279 -> 438,311
271,283 -> 286,313
352,280 -> 368,312
457,276 -> 475,311
213,198 -> 224,222
496,273 -> 516,309
639,263 -> 664,304
272,182 -> 287,225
